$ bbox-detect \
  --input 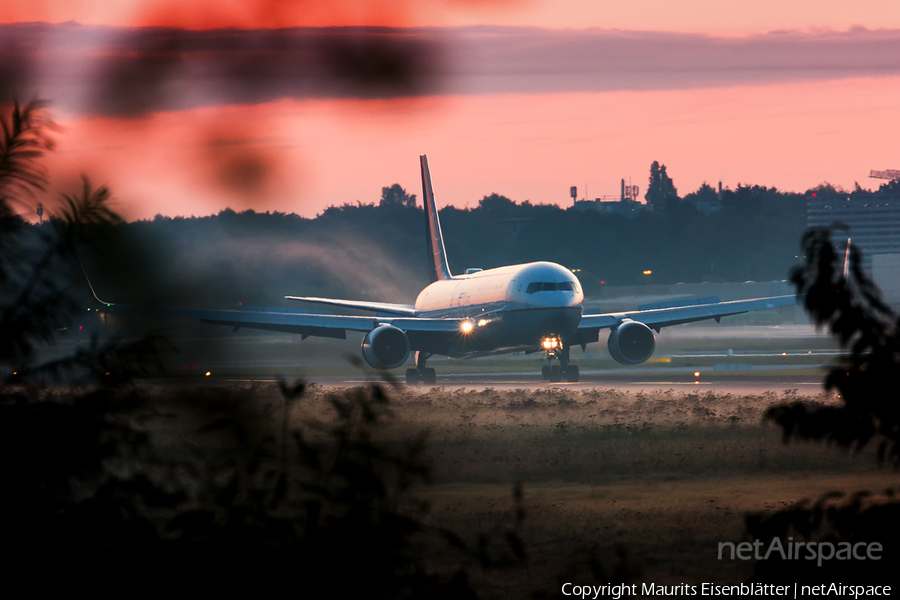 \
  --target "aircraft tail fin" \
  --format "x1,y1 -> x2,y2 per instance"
420,155 -> 453,282
843,237 -> 852,279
